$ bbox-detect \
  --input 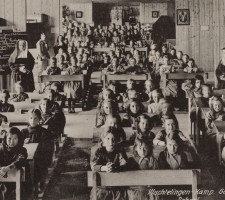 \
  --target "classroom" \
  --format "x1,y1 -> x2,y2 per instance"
0,0 -> 225,199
